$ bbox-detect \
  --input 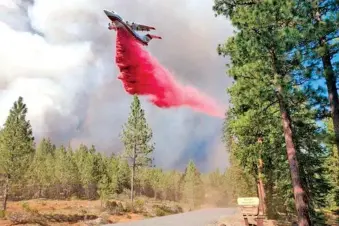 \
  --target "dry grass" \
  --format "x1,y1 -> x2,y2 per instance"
0,197 -> 188,225
0,199 -> 145,226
